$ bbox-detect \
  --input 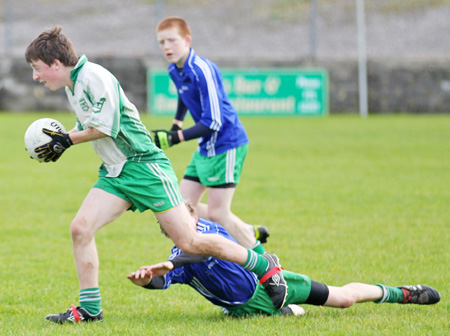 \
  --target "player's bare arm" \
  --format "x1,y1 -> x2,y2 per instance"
130,253 -> 209,281
143,261 -> 174,277
69,127 -> 108,145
